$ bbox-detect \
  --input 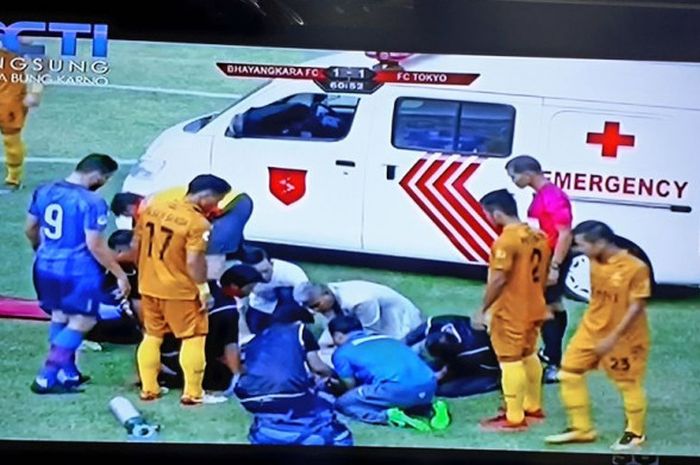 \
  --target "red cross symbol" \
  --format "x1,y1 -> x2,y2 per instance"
586,122 -> 635,158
